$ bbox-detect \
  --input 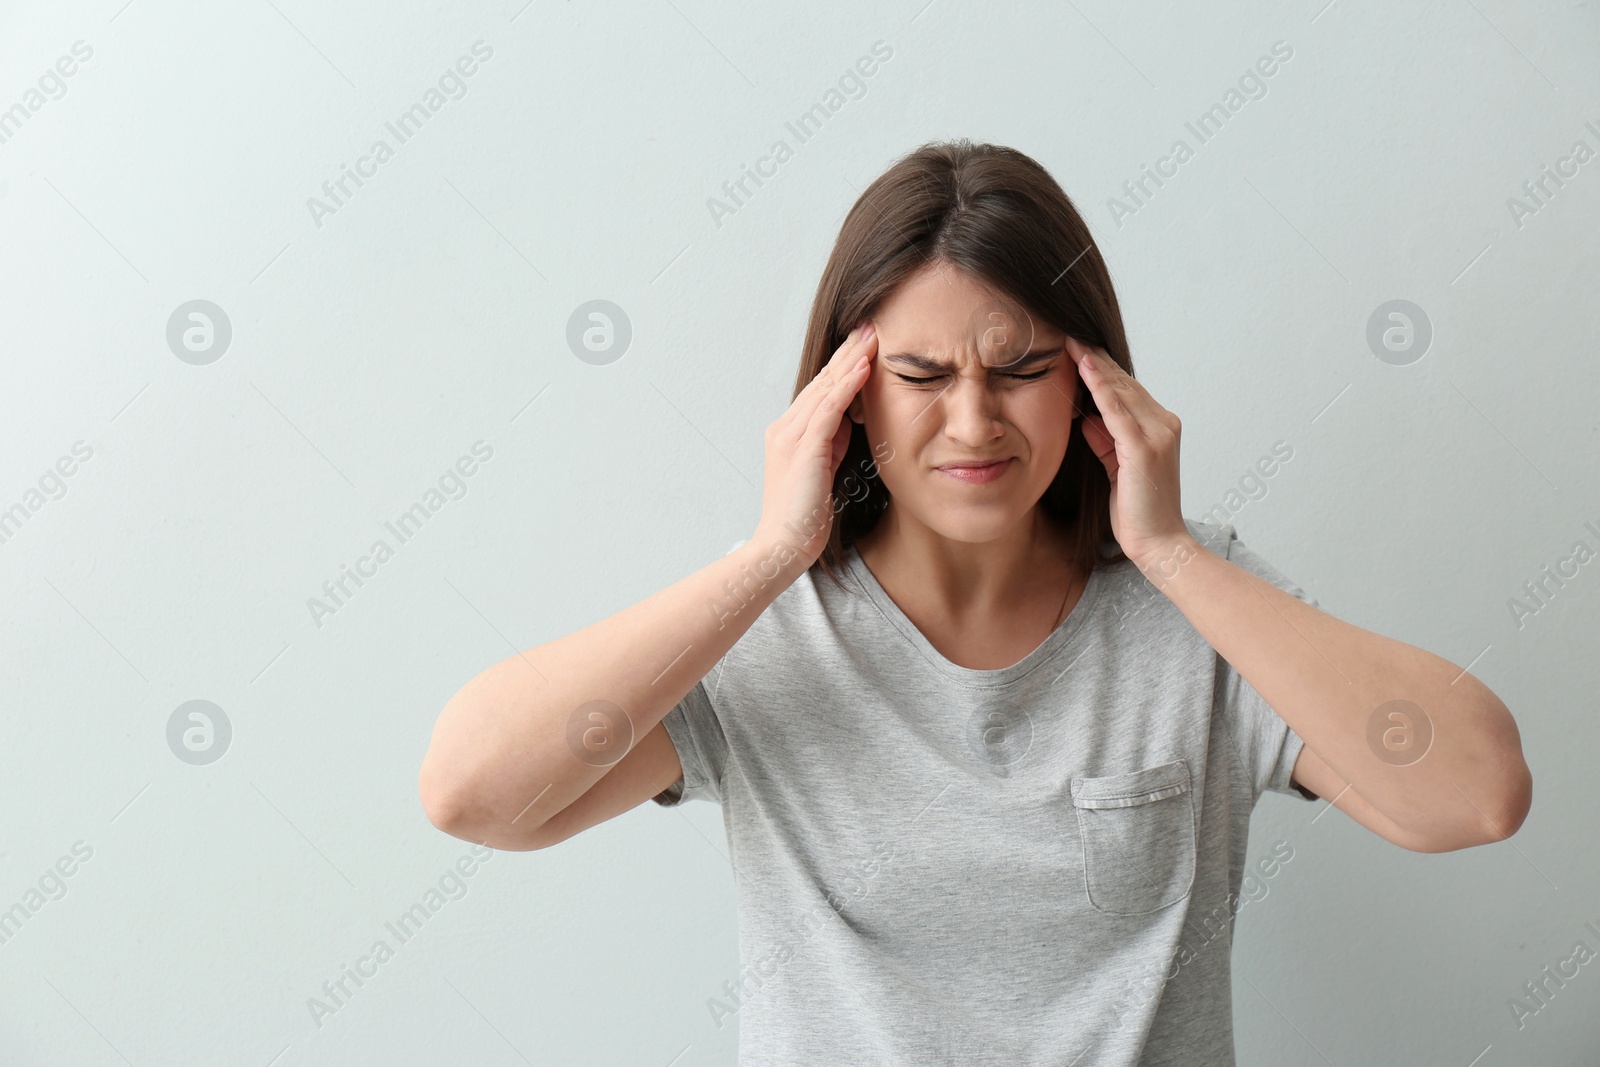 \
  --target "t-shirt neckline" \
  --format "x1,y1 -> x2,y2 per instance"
841,541 -> 1110,687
